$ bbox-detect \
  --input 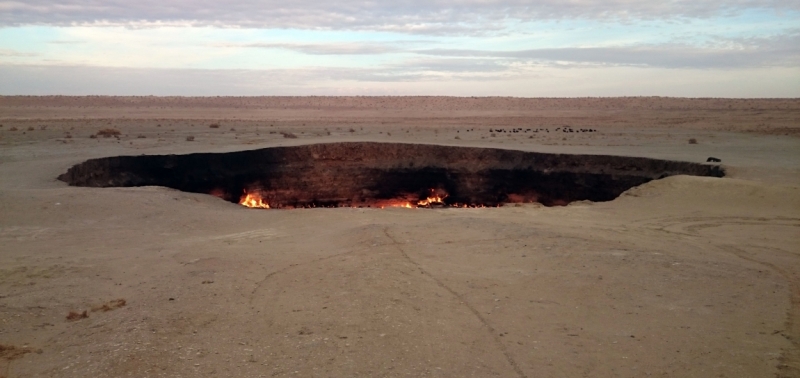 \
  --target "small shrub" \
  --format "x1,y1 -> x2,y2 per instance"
186,136 -> 195,141
97,128 -> 121,138
281,132 -> 298,139
89,134 -> 97,139
137,135 -> 146,138
66,310 -> 88,321
92,299 -> 126,312
9,127 -> 18,131
27,126 -> 34,131
688,138 -> 698,144
209,123 -> 220,128
0,344 -> 41,360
